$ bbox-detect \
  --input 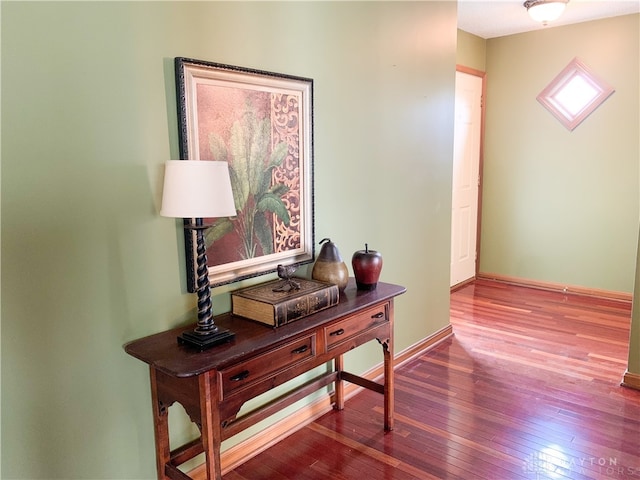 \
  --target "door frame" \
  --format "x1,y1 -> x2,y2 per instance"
452,65 -> 486,288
